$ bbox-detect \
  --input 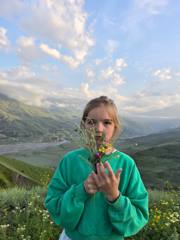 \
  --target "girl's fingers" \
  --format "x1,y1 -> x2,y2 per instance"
92,171 -> 102,188
115,168 -> 122,180
97,162 -> 107,180
104,161 -> 114,178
